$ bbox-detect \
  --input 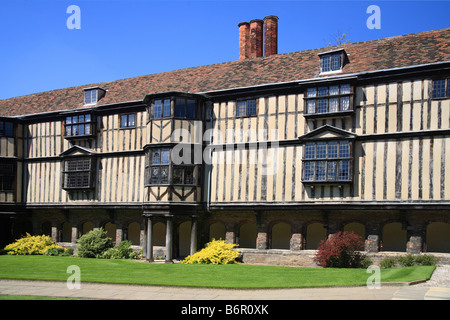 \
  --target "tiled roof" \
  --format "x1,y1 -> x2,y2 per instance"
1,28 -> 449,117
